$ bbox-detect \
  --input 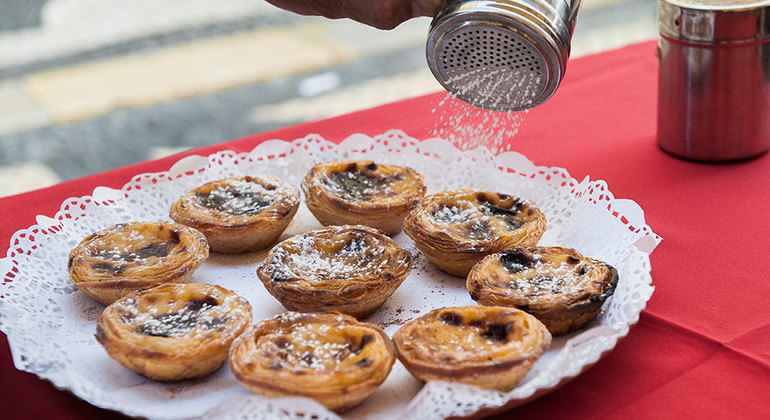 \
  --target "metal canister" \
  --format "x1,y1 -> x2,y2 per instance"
657,0 -> 770,161
426,0 -> 581,112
